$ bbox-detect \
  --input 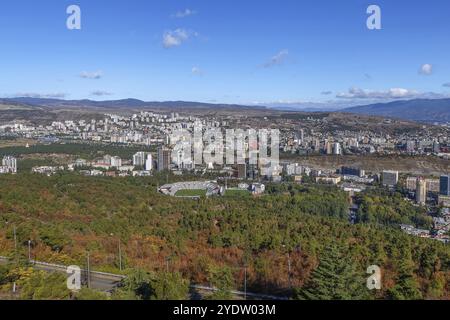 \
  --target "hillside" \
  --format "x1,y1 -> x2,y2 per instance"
343,98 -> 450,122
3,97 -> 266,111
